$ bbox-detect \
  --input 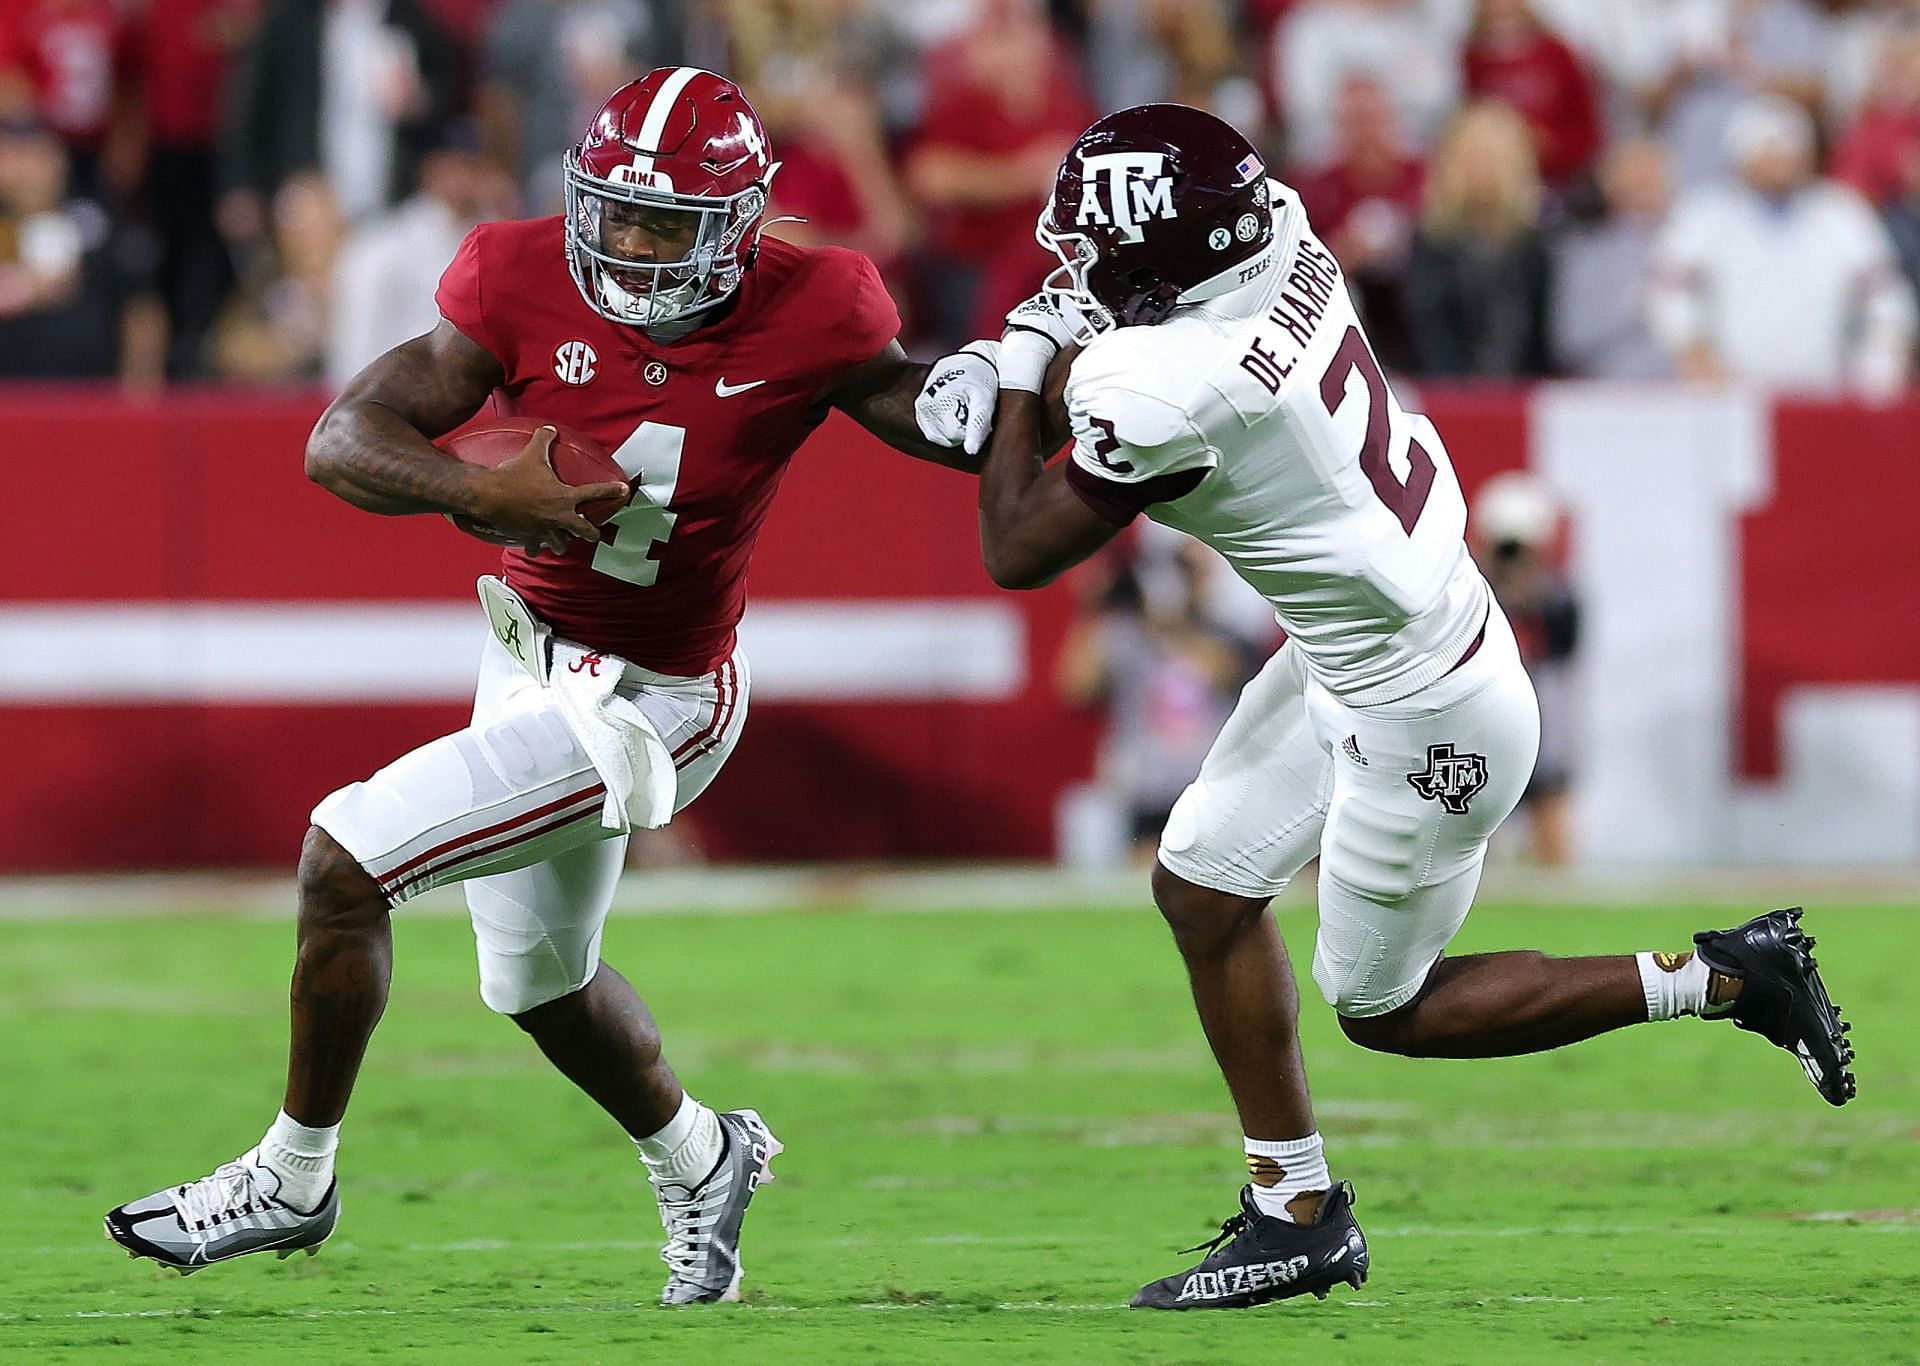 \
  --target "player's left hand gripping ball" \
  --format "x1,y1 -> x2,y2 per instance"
913,340 -> 1000,455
